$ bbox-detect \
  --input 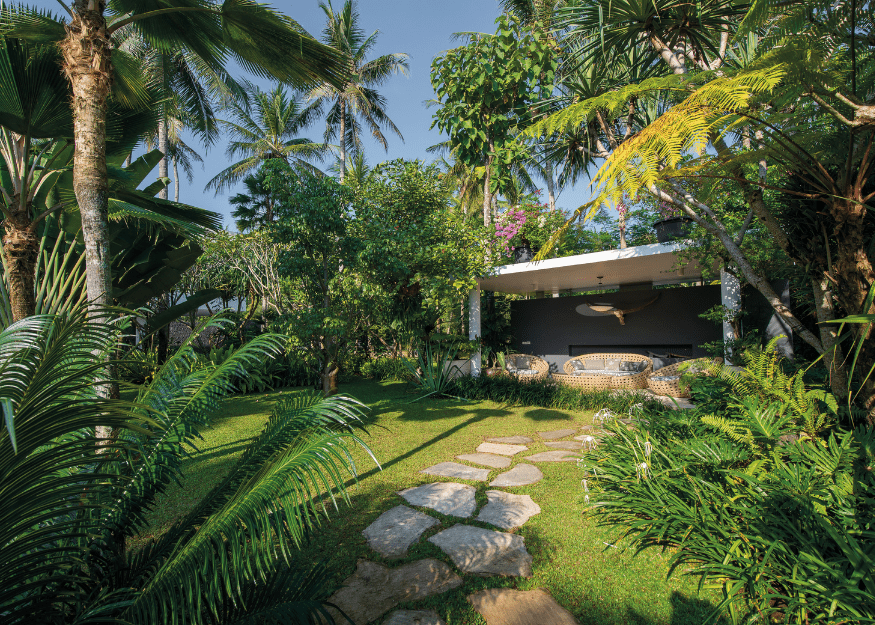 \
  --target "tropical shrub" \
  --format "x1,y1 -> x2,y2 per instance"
579,344 -> 874,624
0,310 -> 376,624
402,338 -> 466,400
360,356 -> 414,382
449,374 -> 666,414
